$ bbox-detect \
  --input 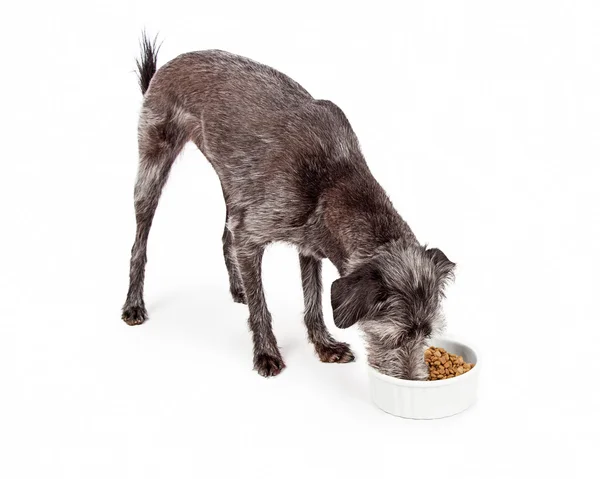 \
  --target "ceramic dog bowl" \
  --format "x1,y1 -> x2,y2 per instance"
368,338 -> 479,419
